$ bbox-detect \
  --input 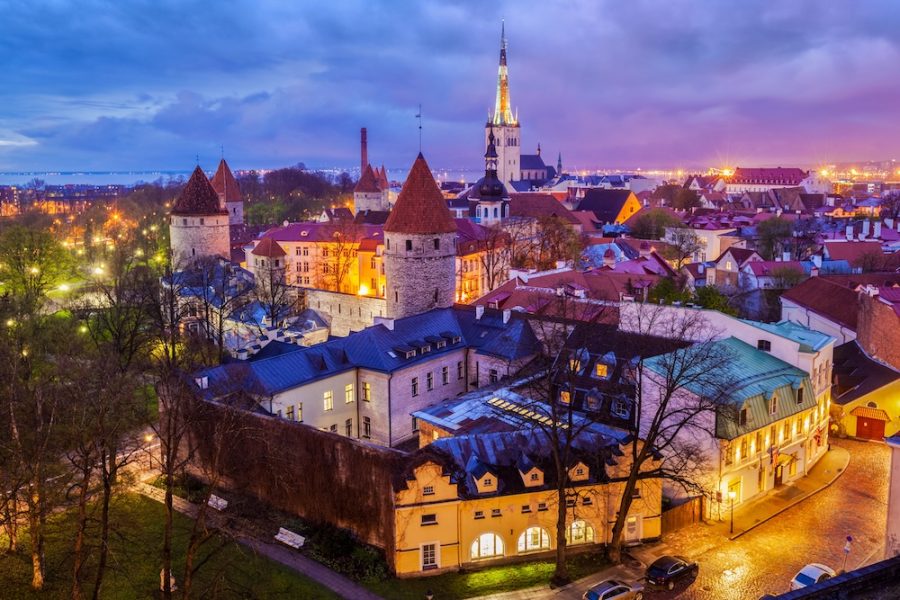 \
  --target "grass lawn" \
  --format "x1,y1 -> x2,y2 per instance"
366,551 -> 610,600
0,493 -> 339,599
